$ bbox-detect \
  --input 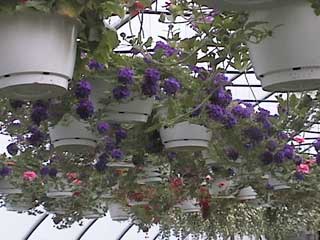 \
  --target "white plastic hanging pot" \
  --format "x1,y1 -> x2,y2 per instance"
238,186 -> 257,200
160,122 -> 212,151
198,0 -> 292,11
108,203 -> 130,221
0,11 -> 78,100
247,1 -> 320,91
202,151 -> 217,166
46,185 -> 73,199
107,161 -> 135,168
6,201 -> 33,212
82,209 -> 104,219
268,177 -> 290,191
104,98 -> 154,123
90,78 -> 154,123
49,114 -> 97,153
137,167 -> 162,184
175,199 -> 201,213
0,179 -> 22,195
